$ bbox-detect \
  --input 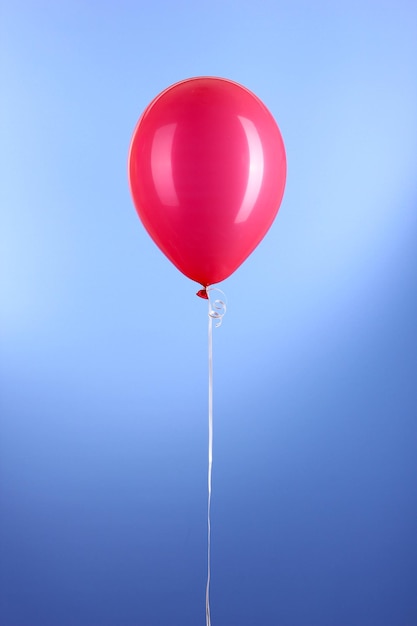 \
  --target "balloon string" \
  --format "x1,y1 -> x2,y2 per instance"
205,288 -> 226,626
206,312 -> 213,626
